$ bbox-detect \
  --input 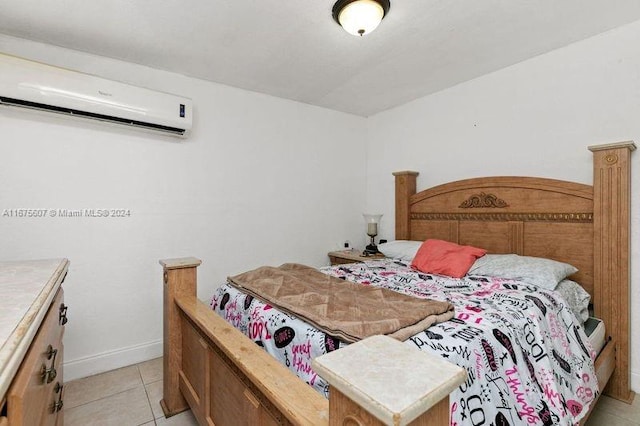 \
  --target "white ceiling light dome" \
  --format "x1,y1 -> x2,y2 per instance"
332,0 -> 391,36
